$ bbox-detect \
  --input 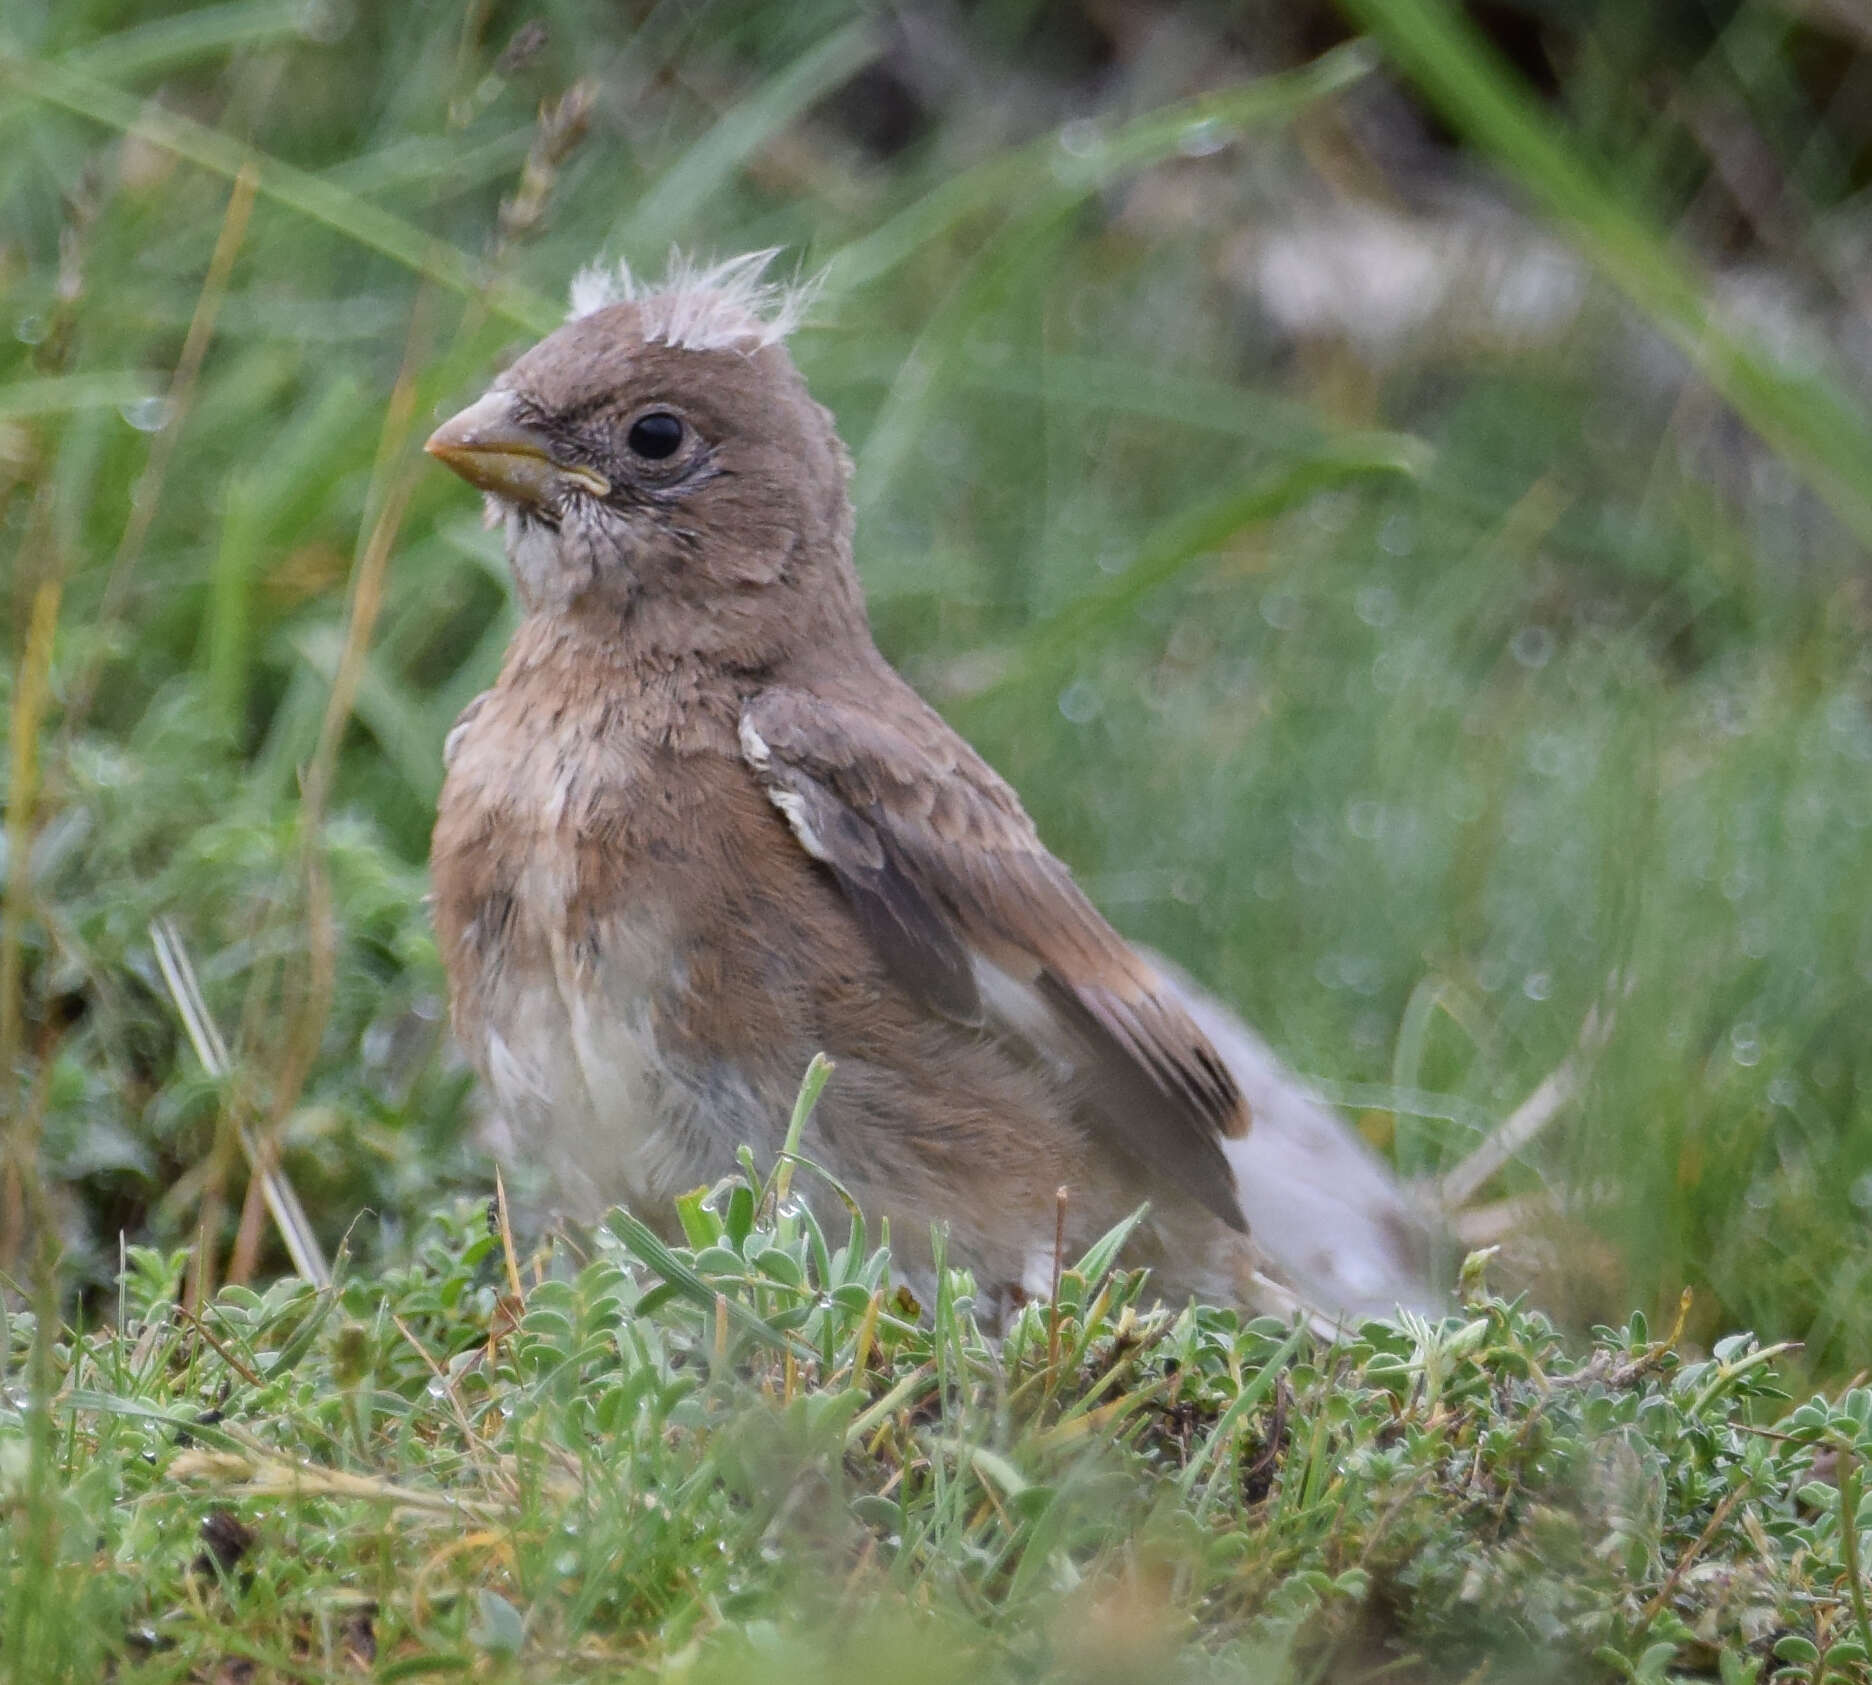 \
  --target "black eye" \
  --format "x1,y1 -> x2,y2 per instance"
626,411 -> 685,460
